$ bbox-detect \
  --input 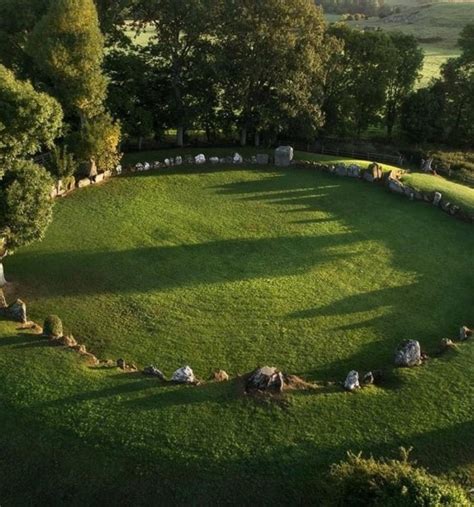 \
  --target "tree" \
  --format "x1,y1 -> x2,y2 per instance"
0,160 -> 54,286
324,25 -> 395,137
28,0 -> 108,122
384,32 -> 423,138
217,0 -> 327,146
458,23 -> 474,63
131,0 -> 221,146
0,64 -> 63,164
27,0 -> 121,171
